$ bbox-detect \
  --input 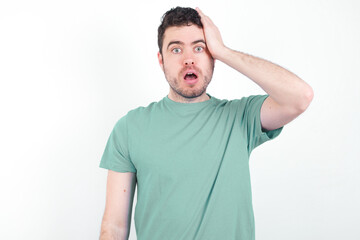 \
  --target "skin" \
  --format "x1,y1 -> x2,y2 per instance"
100,8 -> 315,240
157,25 -> 215,103
194,7 -> 313,131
